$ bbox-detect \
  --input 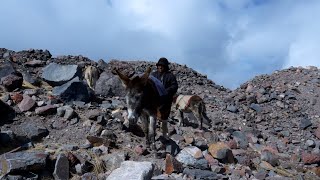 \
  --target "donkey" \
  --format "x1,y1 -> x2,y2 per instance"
113,67 -> 168,150
173,95 -> 211,129
84,65 -> 100,90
